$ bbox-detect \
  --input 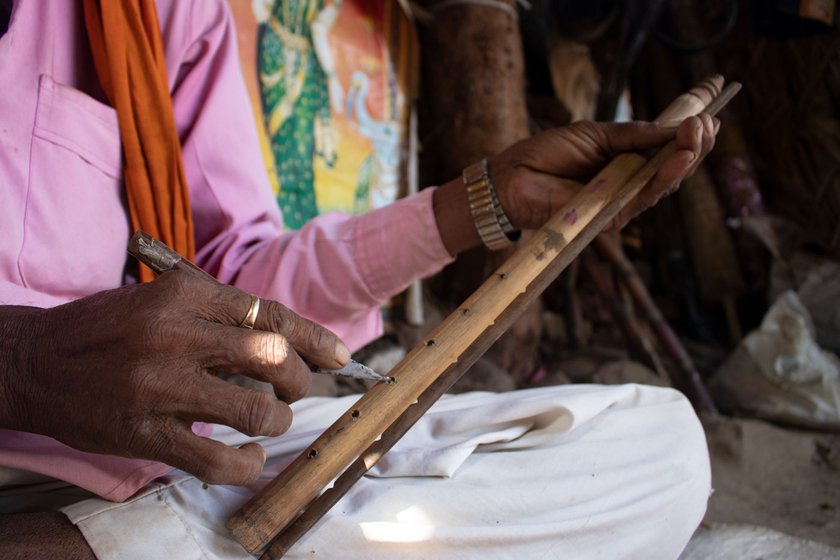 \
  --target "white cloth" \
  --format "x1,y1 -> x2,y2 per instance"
61,385 -> 710,559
